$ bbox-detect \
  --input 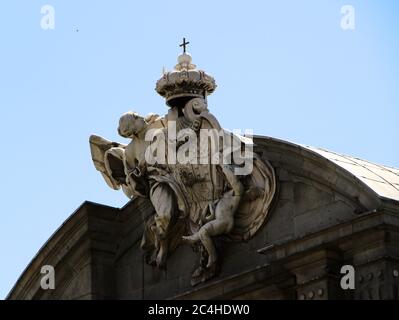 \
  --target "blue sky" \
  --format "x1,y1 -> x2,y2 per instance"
0,0 -> 398,299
